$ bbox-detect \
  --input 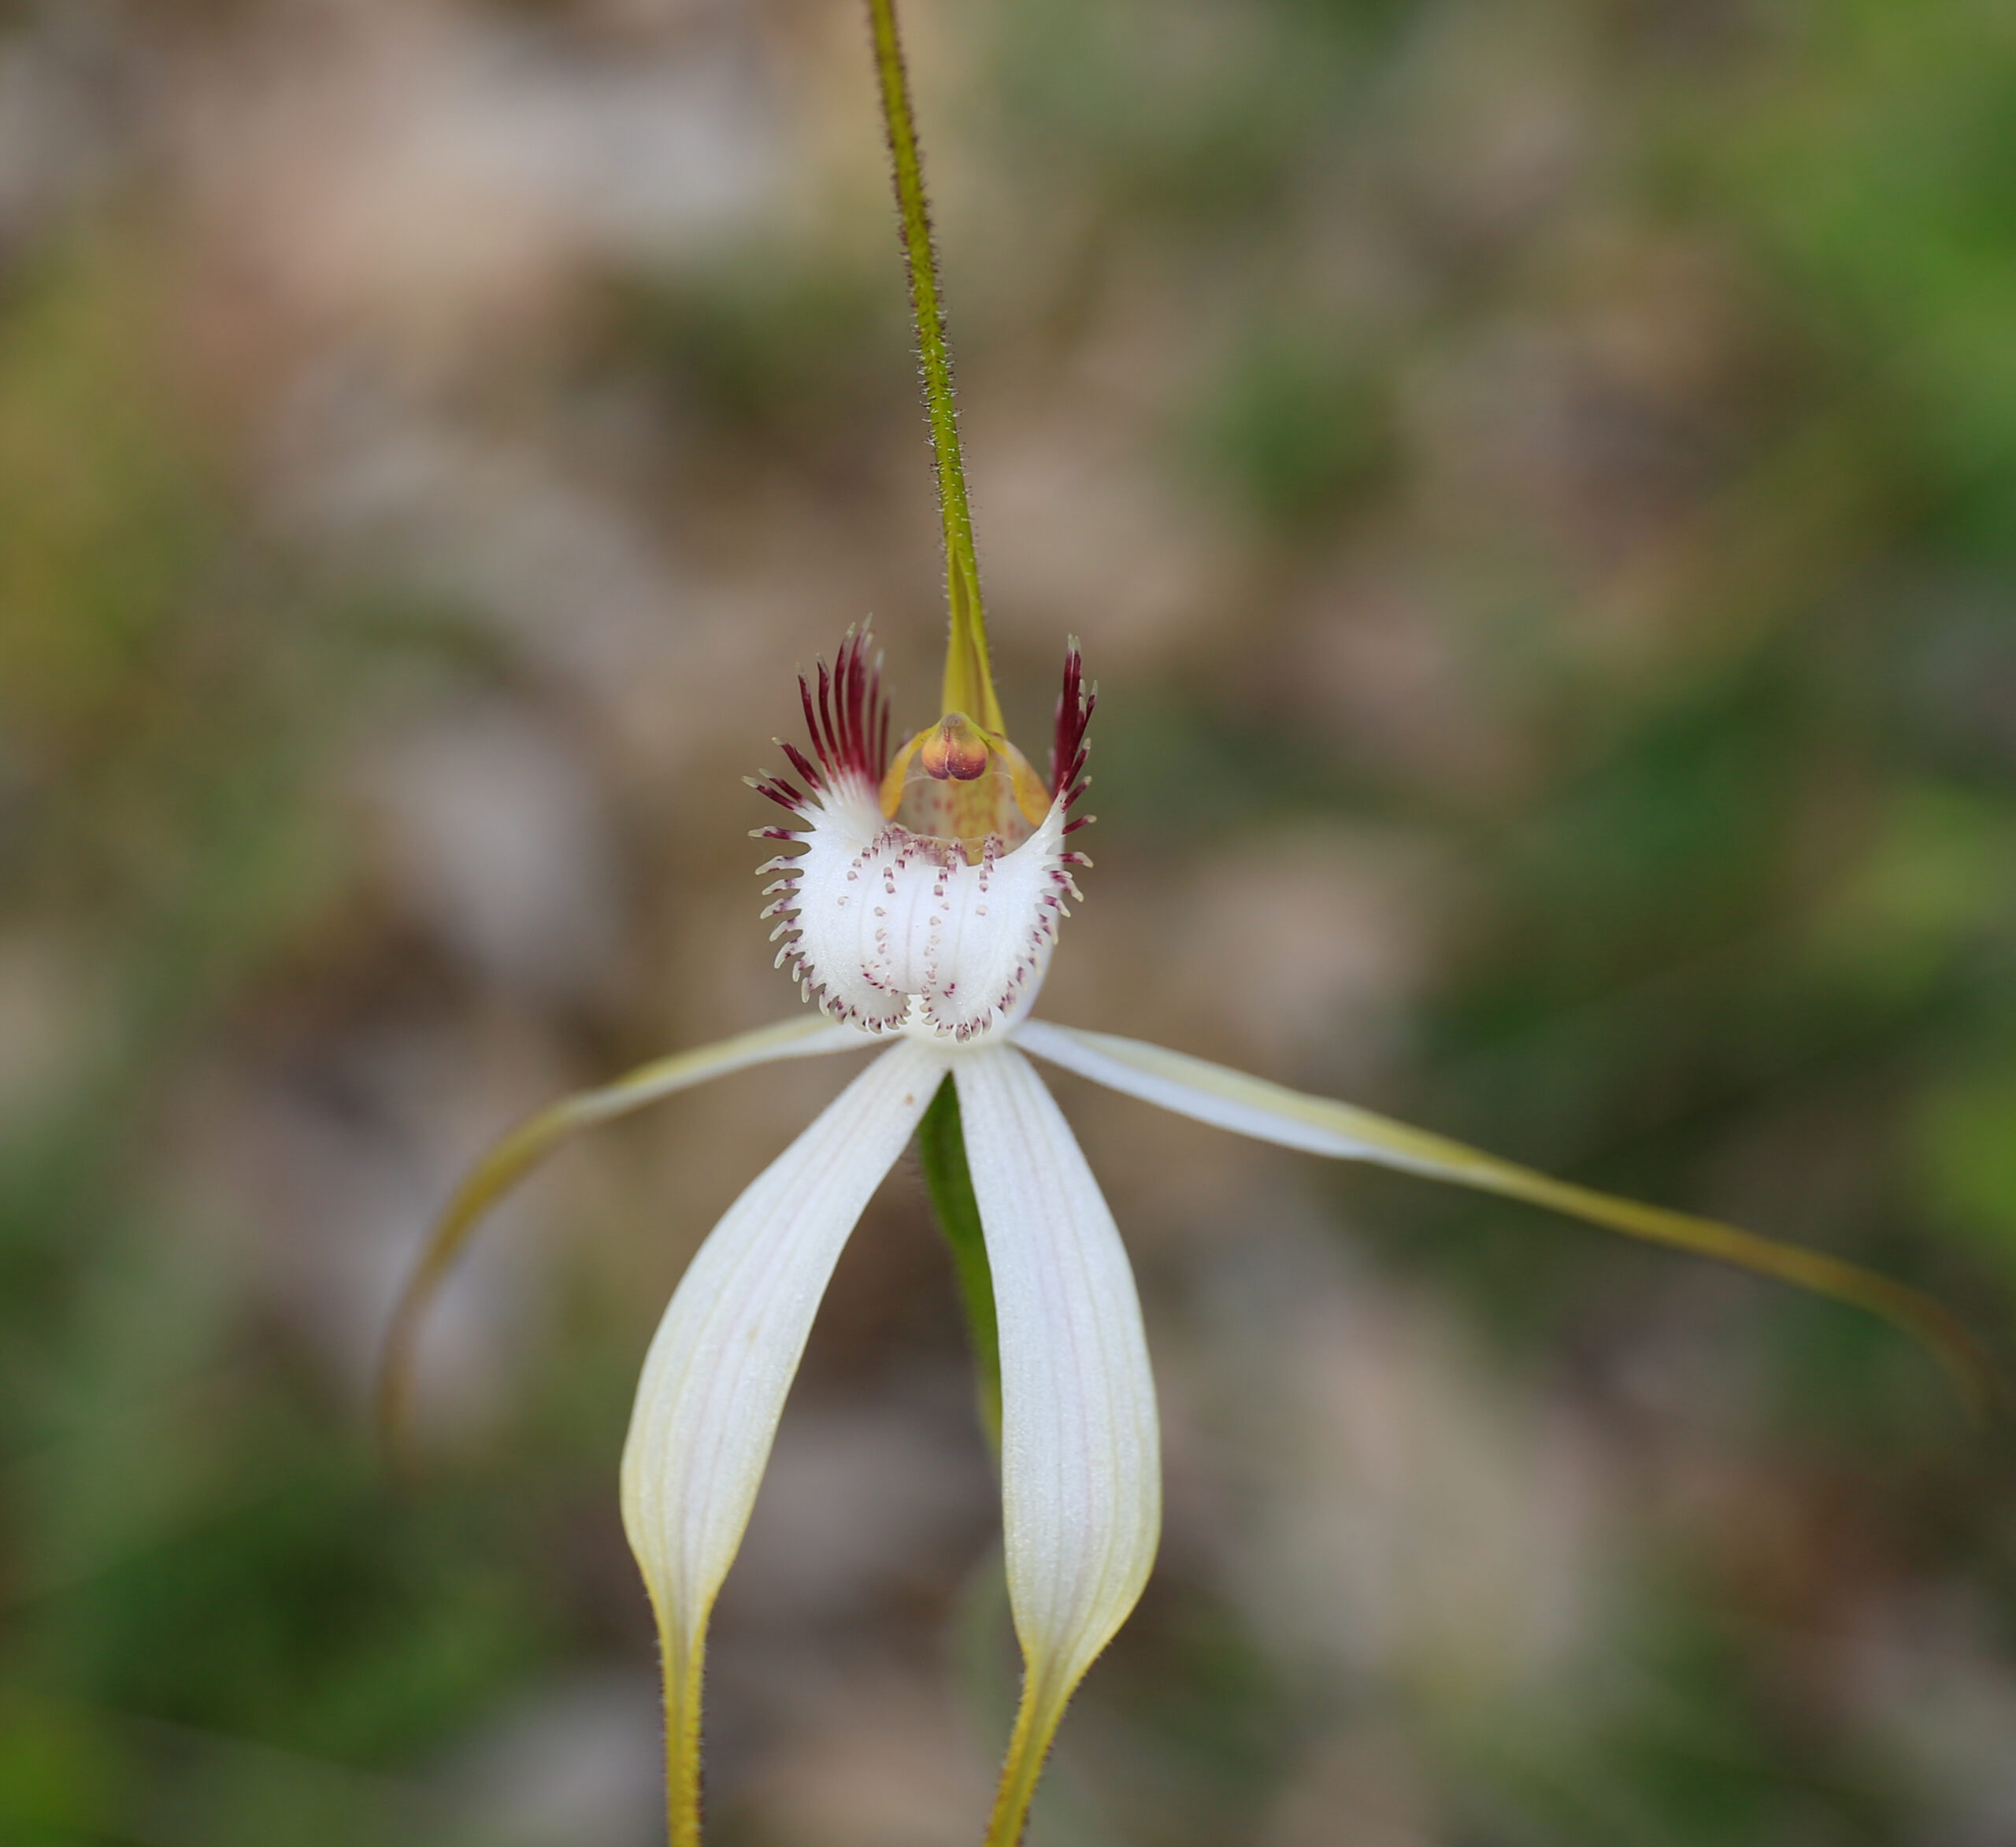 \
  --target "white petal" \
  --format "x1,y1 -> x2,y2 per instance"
1016,1021 -> 1991,1415
381,1013 -> 870,1453
1015,1019 -> 1431,1166
620,1037 -> 946,1828
779,795 -> 1077,1039
954,1047 -> 1159,1759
